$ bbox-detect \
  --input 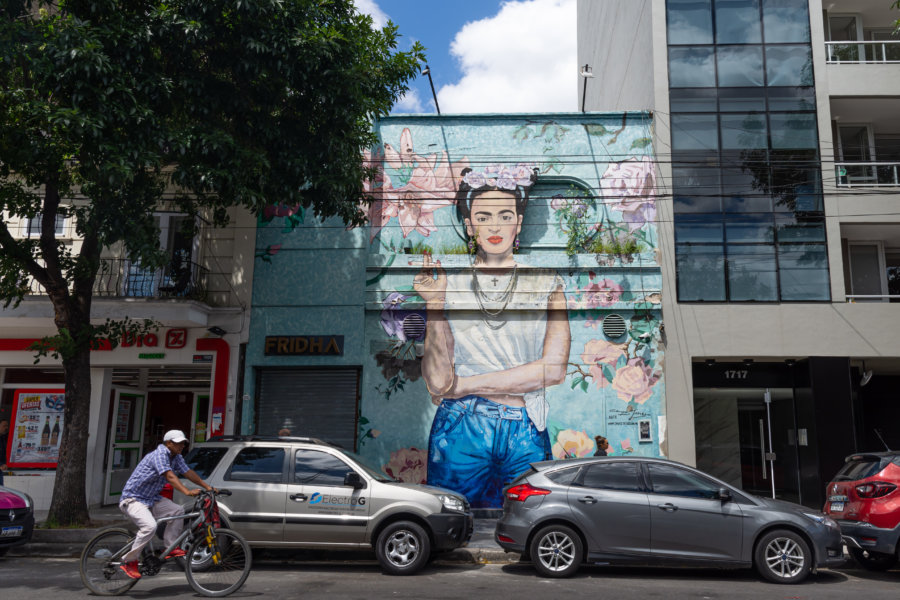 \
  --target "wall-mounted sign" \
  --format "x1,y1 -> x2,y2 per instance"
193,354 -> 213,363
264,335 -> 344,356
7,389 -> 65,468
120,328 -> 189,349
138,353 -> 165,359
